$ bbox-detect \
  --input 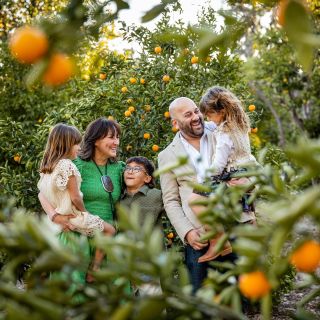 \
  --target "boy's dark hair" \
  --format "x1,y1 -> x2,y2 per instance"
126,156 -> 155,188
